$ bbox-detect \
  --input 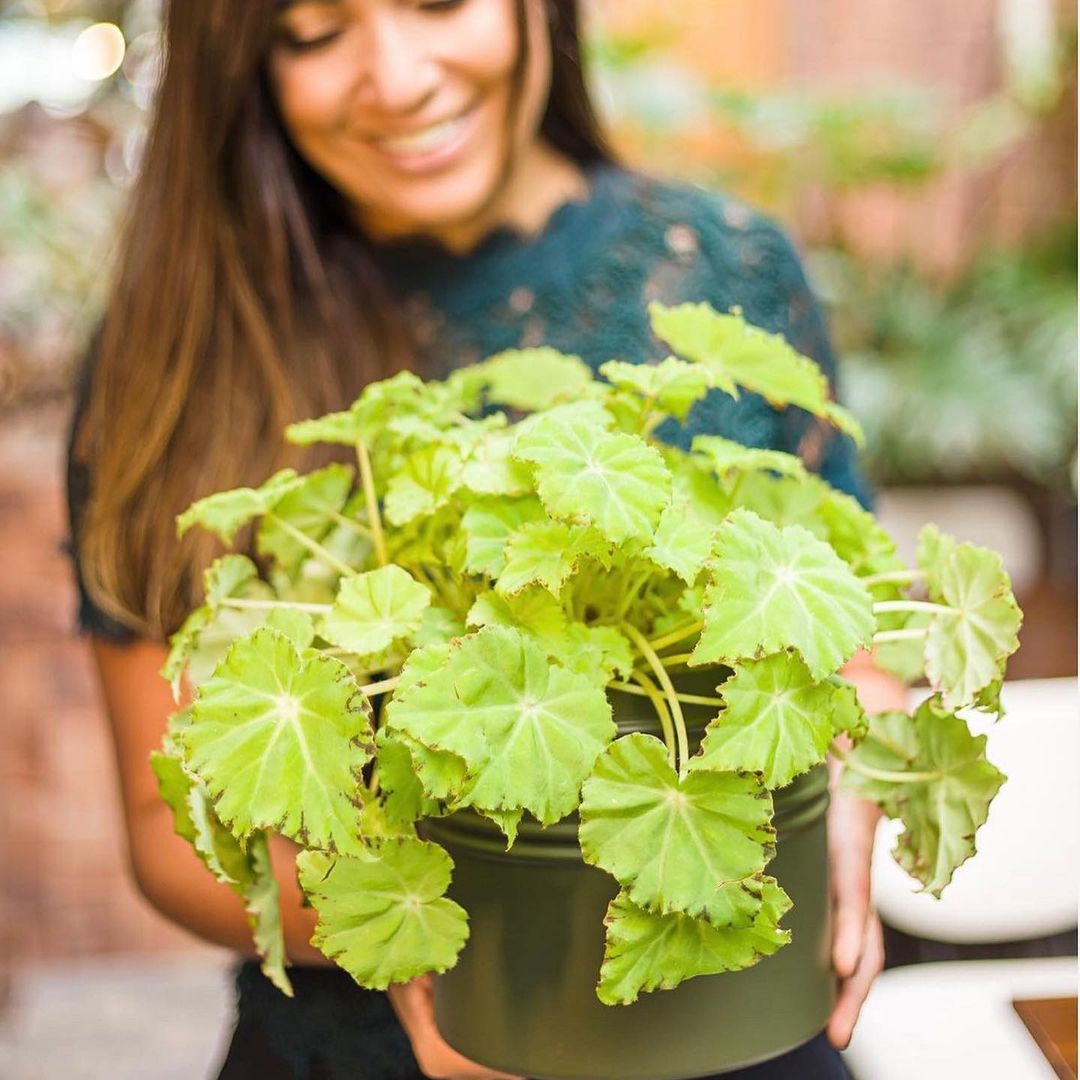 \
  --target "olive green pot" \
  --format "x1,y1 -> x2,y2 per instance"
425,666 -> 834,1080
